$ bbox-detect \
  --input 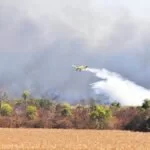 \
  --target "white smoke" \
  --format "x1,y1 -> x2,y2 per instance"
1,0 -> 150,102
85,68 -> 150,106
